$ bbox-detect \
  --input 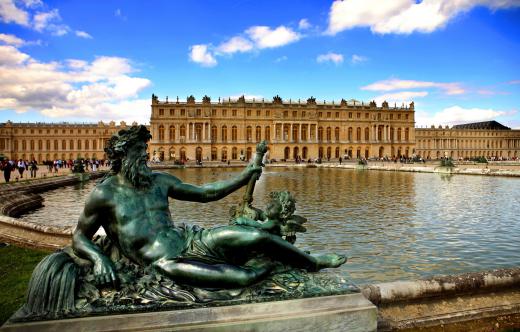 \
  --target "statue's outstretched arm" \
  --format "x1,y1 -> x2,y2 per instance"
72,189 -> 117,286
164,164 -> 261,202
